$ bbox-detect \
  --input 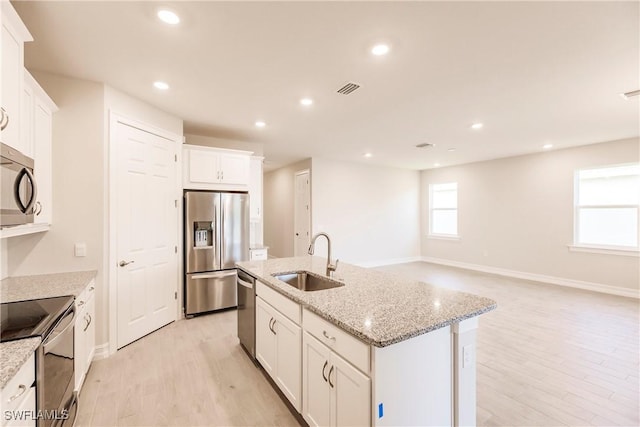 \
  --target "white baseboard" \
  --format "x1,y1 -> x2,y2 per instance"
92,343 -> 110,361
421,256 -> 639,299
355,256 -> 423,268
